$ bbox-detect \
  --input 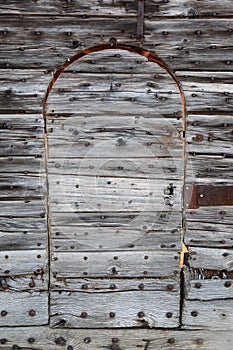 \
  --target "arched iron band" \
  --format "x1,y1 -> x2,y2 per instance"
43,43 -> 186,132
